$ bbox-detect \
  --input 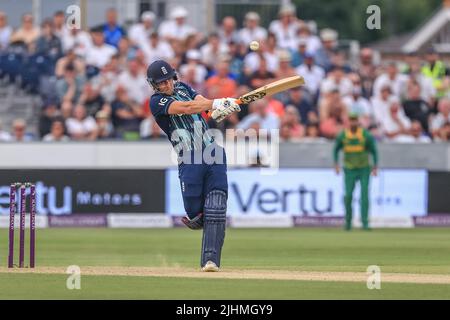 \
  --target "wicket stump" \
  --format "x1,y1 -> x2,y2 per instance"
8,182 -> 37,268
